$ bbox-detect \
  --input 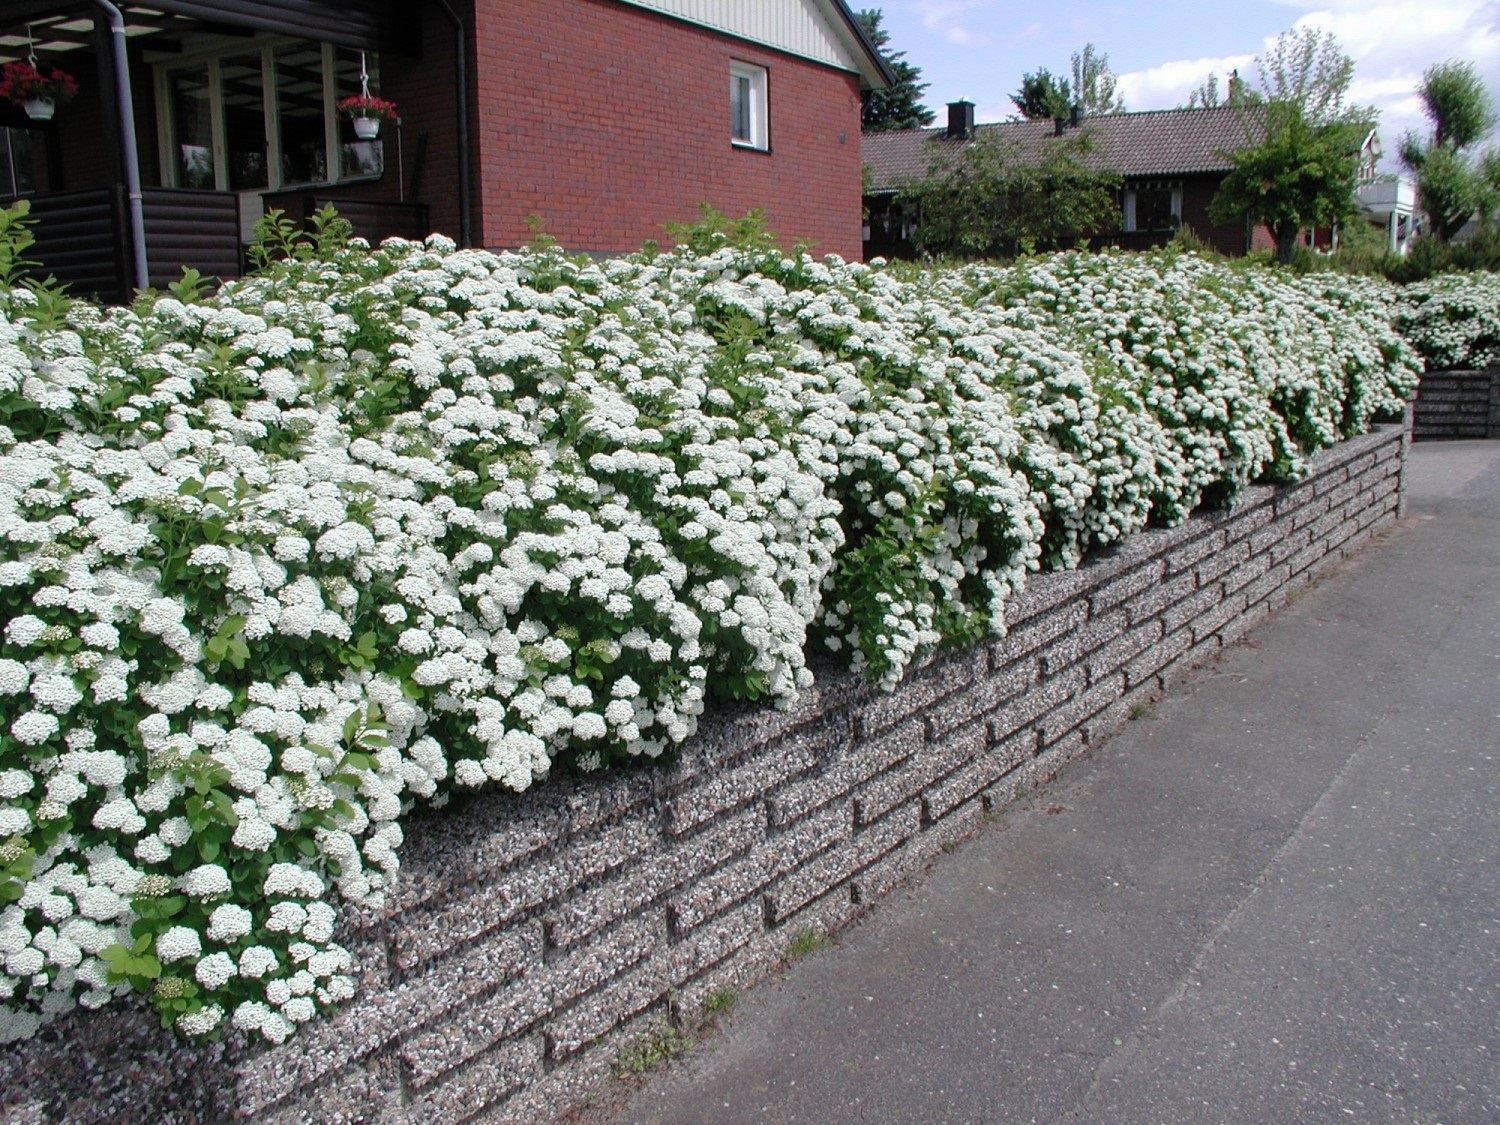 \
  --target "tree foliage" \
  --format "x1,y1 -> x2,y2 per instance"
856,9 -> 936,132
1012,68 -> 1071,120
899,130 -> 1122,258
1070,44 -> 1125,115
1012,44 -> 1124,119
1209,28 -> 1372,264
1398,61 -> 1499,241
1185,69 -> 1259,110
